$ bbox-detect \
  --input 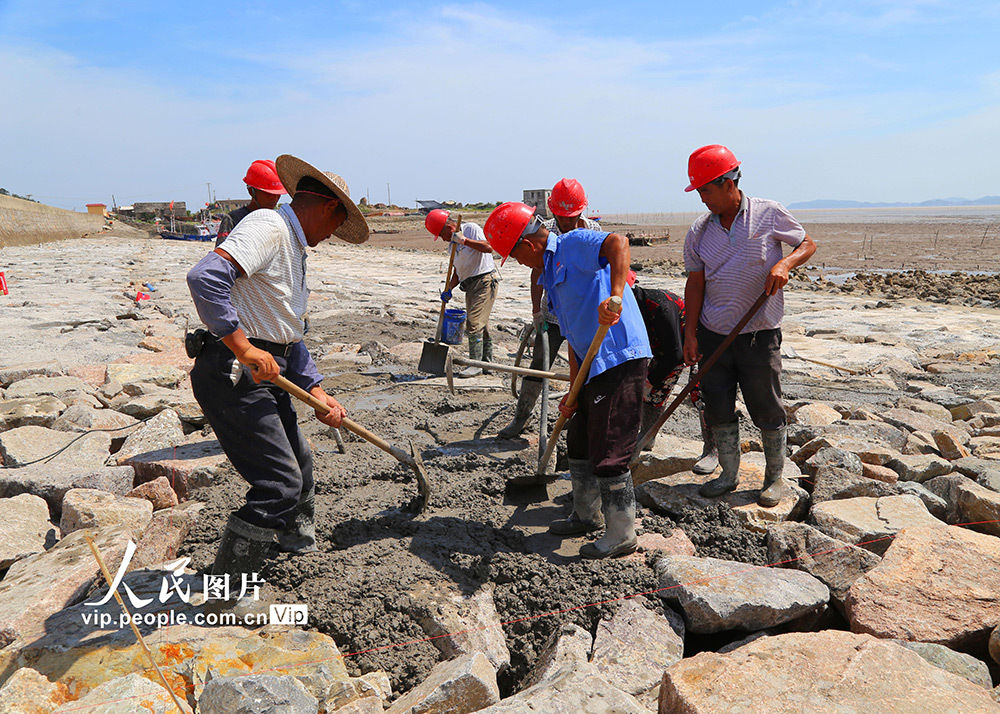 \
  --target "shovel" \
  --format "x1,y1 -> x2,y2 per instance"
419,339 -> 570,394
271,375 -> 431,514
433,214 -> 461,341
629,291 -> 769,467
526,295 -> 622,482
